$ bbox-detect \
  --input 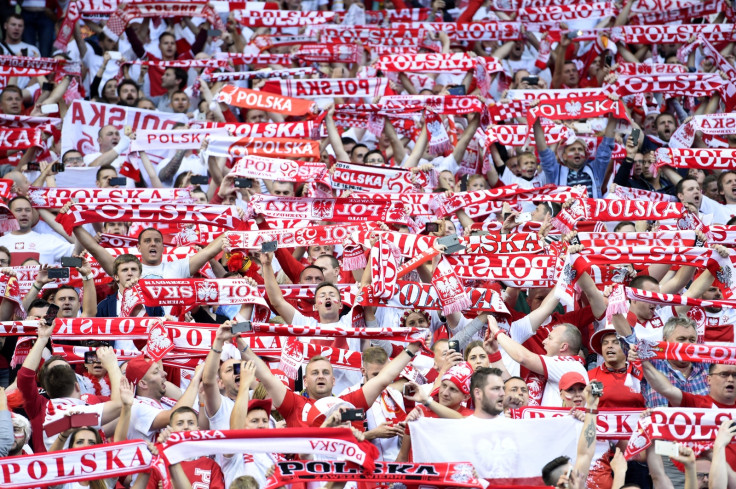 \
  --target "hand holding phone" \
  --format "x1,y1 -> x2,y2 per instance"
48,268 -> 69,279
61,256 -> 82,268
340,409 -> 366,422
